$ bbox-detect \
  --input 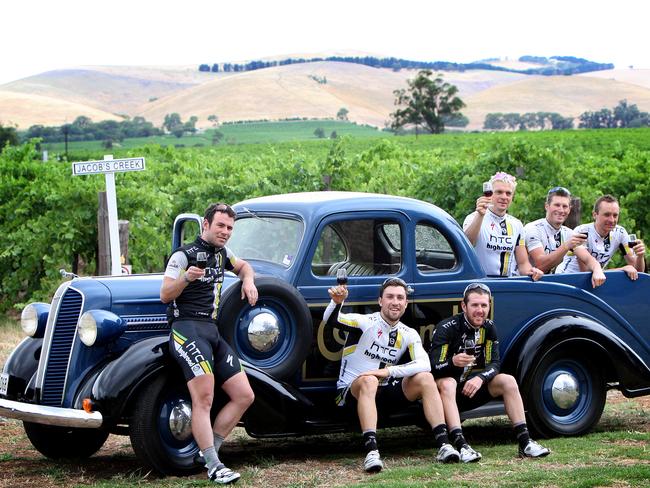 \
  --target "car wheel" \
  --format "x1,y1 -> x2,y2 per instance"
523,345 -> 606,437
23,422 -> 109,459
129,373 -> 201,475
218,276 -> 312,379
